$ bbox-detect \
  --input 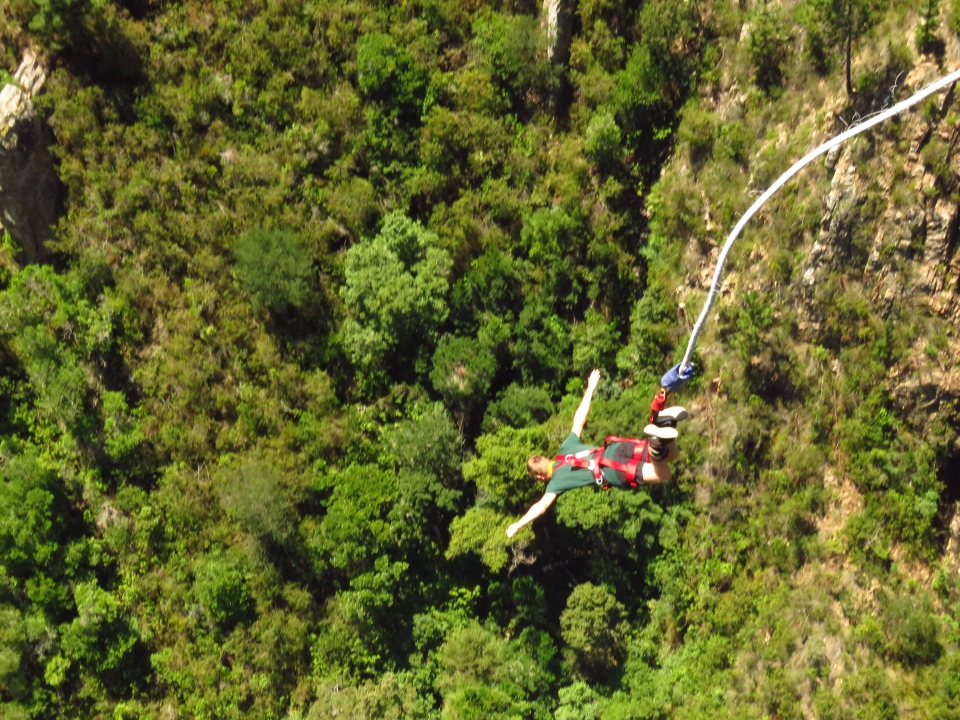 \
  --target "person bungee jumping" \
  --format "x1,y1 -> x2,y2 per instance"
505,368 -> 689,538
